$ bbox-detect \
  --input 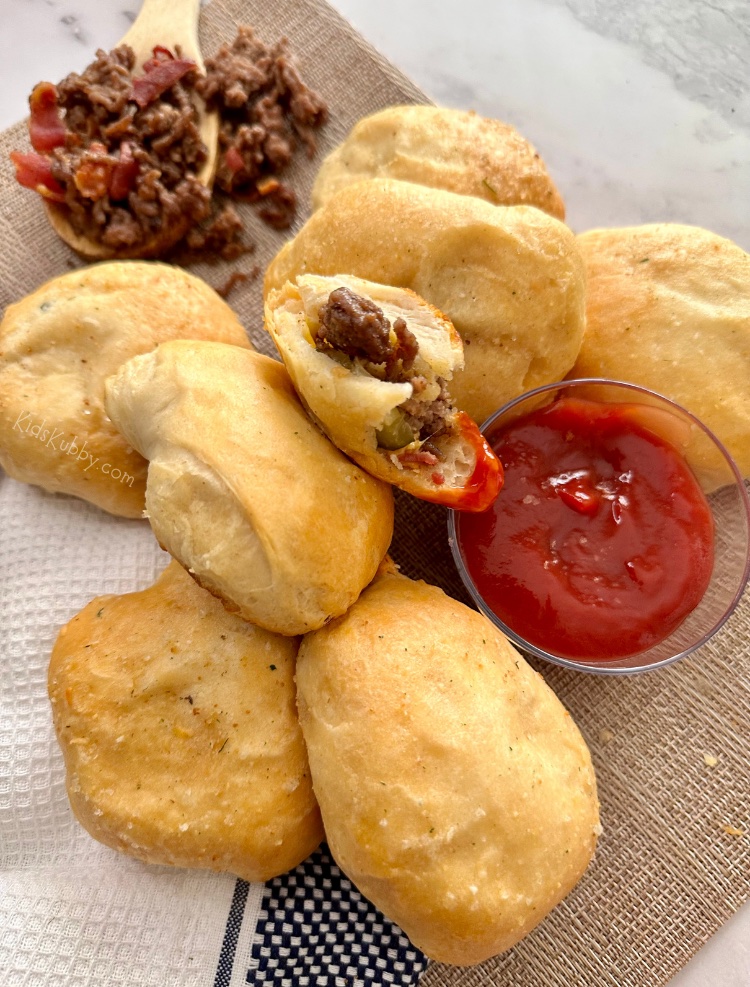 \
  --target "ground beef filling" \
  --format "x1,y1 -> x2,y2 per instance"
316,287 -> 457,456
196,26 -> 328,228
50,45 -> 210,251
316,287 -> 417,371
15,25 -> 328,255
400,379 -> 455,447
